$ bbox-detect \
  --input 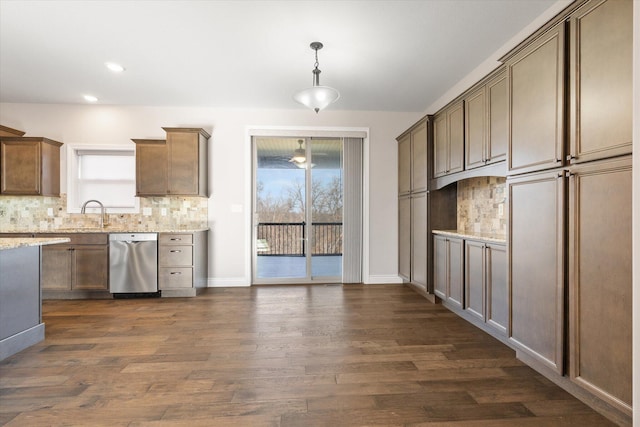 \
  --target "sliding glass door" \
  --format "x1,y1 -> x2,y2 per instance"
252,137 -> 343,283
